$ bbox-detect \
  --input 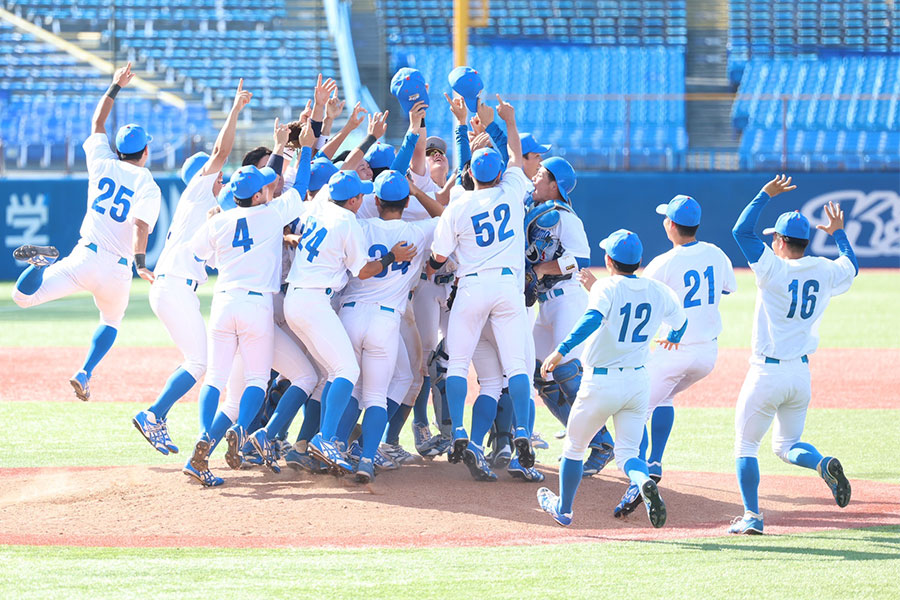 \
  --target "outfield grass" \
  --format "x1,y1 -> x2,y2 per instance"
0,270 -> 898,348
2,400 -> 895,482
2,526 -> 899,600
